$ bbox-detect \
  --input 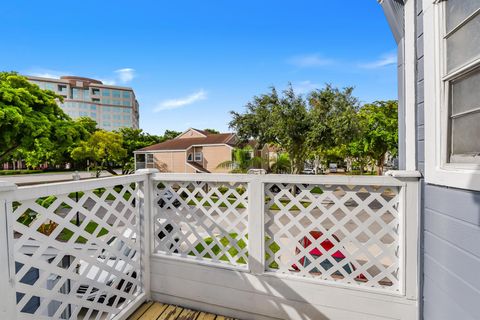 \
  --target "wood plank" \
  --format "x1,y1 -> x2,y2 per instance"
138,302 -> 168,320
157,304 -> 184,320
127,302 -> 154,320
195,312 -> 216,320
176,308 -> 199,320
